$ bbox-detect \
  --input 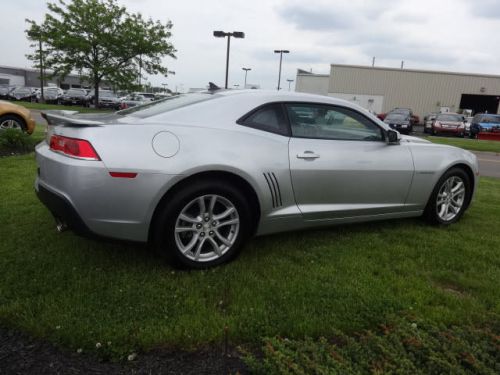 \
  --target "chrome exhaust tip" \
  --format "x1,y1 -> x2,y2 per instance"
55,217 -> 68,233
